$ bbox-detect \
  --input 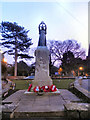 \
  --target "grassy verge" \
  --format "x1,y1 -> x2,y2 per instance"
11,79 -> 75,90
11,80 -> 32,90
53,79 -> 75,89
